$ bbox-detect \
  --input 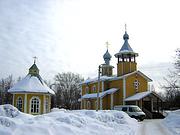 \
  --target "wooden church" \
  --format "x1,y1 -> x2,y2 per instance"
80,29 -> 164,118
8,59 -> 55,115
